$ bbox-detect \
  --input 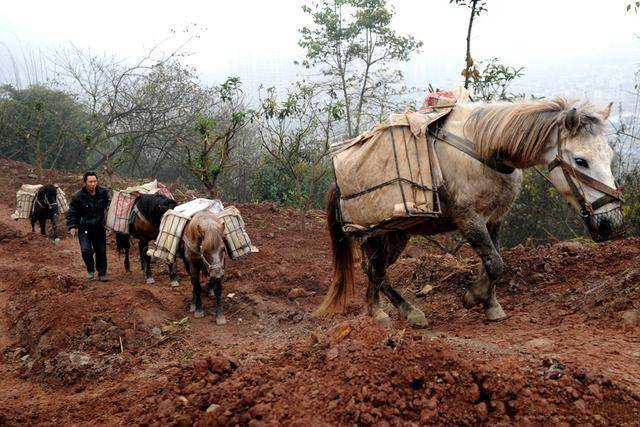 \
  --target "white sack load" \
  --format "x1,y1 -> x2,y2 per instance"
11,184 -> 68,220
331,87 -> 469,234
147,199 -> 257,264
106,180 -> 174,234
